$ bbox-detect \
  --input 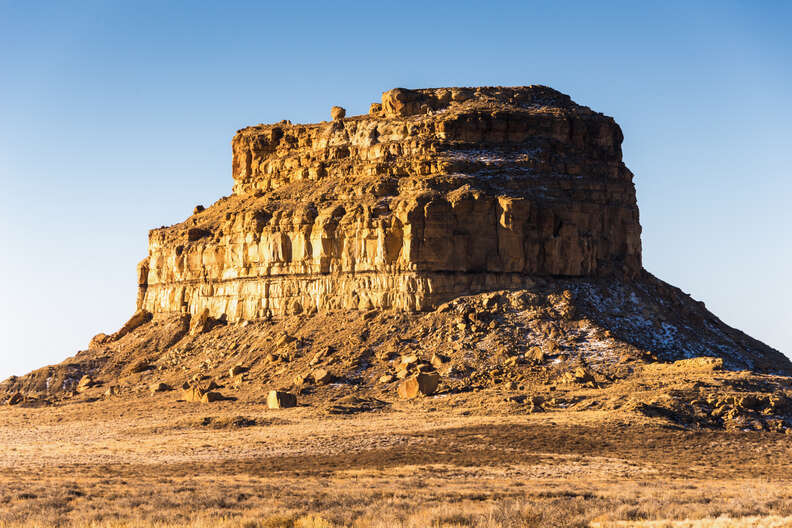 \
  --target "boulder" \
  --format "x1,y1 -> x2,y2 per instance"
378,374 -> 394,384
189,308 -> 215,335
149,382 -> 171,393
76,376 -> 94,393
128,358 -> 151,374
201,391 -> 224,403
229,364 -> 246,377
330,106 -> 346,120
527,347 -> 546,363
117,309 -> 153,338
89,333 -> 109,348
311,368 -> 333,384
562,367 -> 597,387
267,390 -> 297,409
430,353 -> 449,369
369,102 -> 382,114
274,334 -> 296,348
400,354 -> 418,367
104,385 -> 120,398
181,386 -> 206,402
398,372 -> 440,399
